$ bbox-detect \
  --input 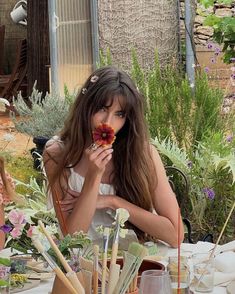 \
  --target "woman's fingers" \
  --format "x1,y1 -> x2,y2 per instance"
86,144 -> 113,170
